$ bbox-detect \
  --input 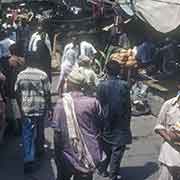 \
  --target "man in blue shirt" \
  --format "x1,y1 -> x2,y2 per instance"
97,60 -> 132,180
